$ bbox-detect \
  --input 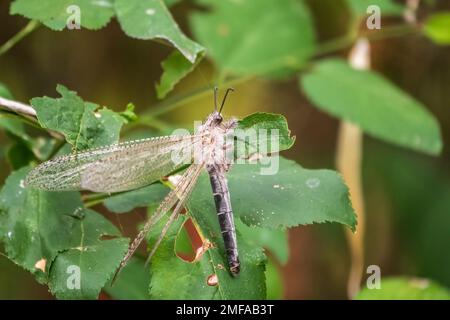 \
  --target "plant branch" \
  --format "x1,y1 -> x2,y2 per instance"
361,23 -> 419,42
337,38 -> 370,299
337,120 -> 366,299
0,96 -> 65,140
123,114 -> 173,133
144,75 -> 254,119
339,2 -> 421,299
0,96 -> 36,116
0,20 -> 40,57
139,23 -> 418,122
